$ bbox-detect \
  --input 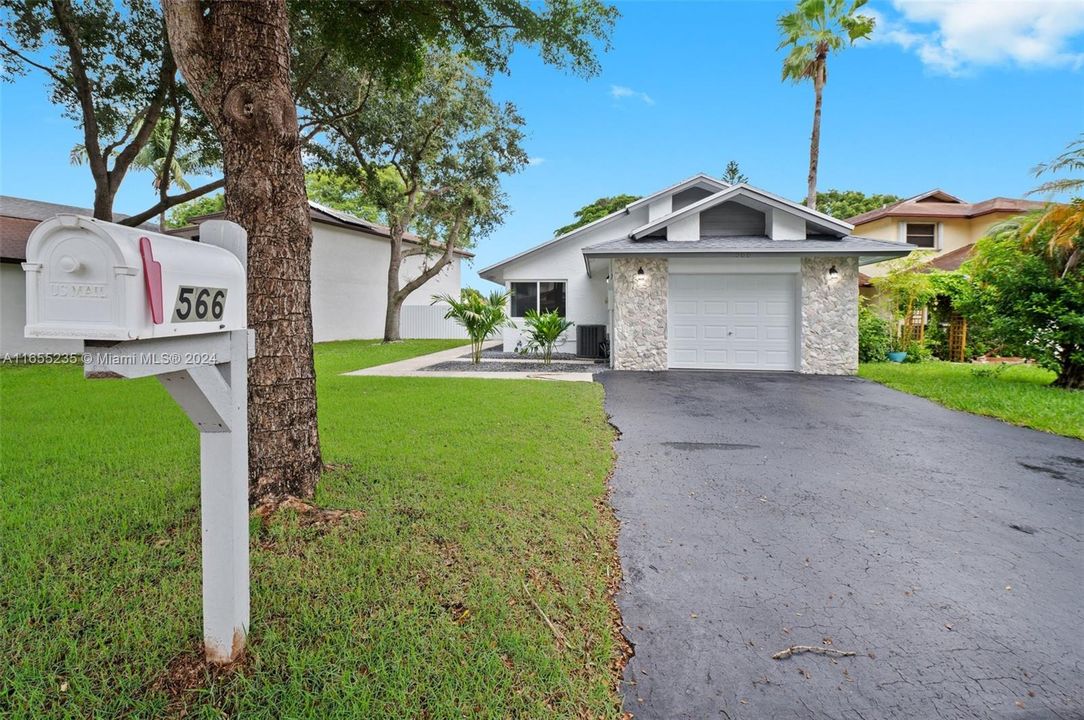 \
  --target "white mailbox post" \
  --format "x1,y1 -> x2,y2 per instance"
23,215 -> 253,665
